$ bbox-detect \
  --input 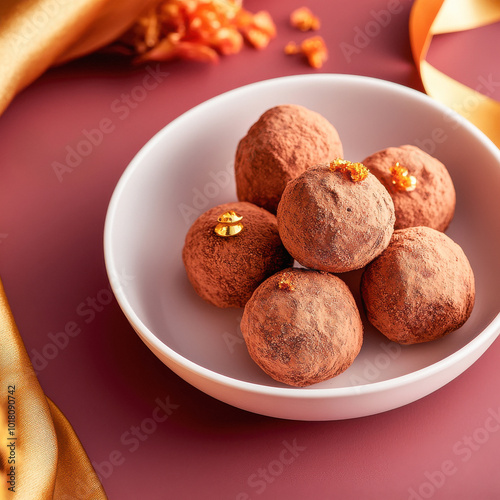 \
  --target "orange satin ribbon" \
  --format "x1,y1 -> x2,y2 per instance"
0,278 -> 107,499
410,0 -> 500,148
